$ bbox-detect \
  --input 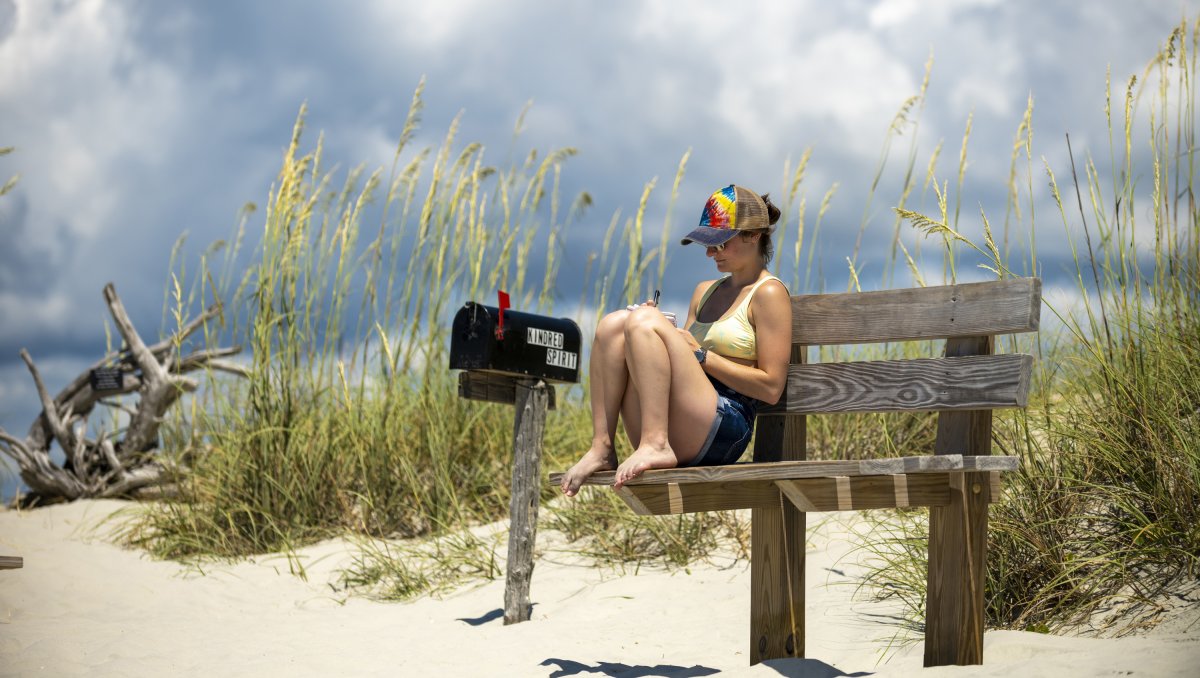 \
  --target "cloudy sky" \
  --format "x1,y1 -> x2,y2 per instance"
0,1 -> 1192,495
